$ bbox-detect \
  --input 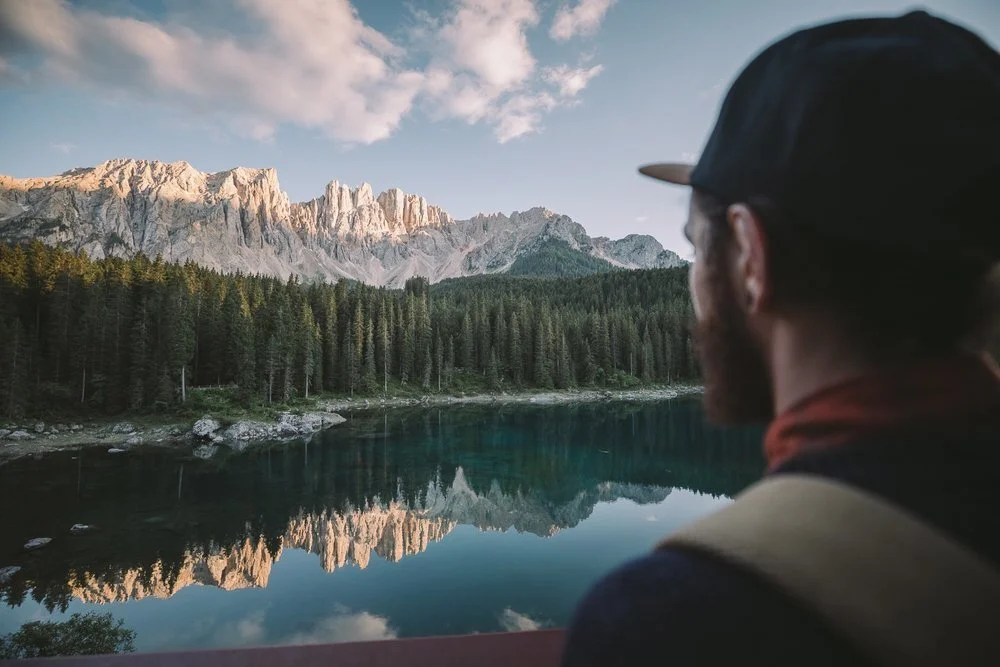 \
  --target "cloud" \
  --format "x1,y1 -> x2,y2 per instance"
550,0 -> 615,41
680,152 -> 699,163
635,215 -> 648,223
285,607 -> 398,644
50,142 -> 76,154
212,610 -> 267,647
498,608 -> 548,632
542,64 -> 604,98
0,0 -> 422,144
421,0 -> 605,143
0,0 -> 610,145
